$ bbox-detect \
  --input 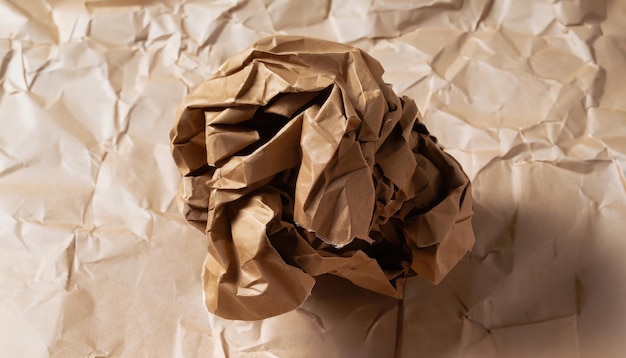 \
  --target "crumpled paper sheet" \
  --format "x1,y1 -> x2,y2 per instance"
171,35 -> 474,320
1,0 -> 625,357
